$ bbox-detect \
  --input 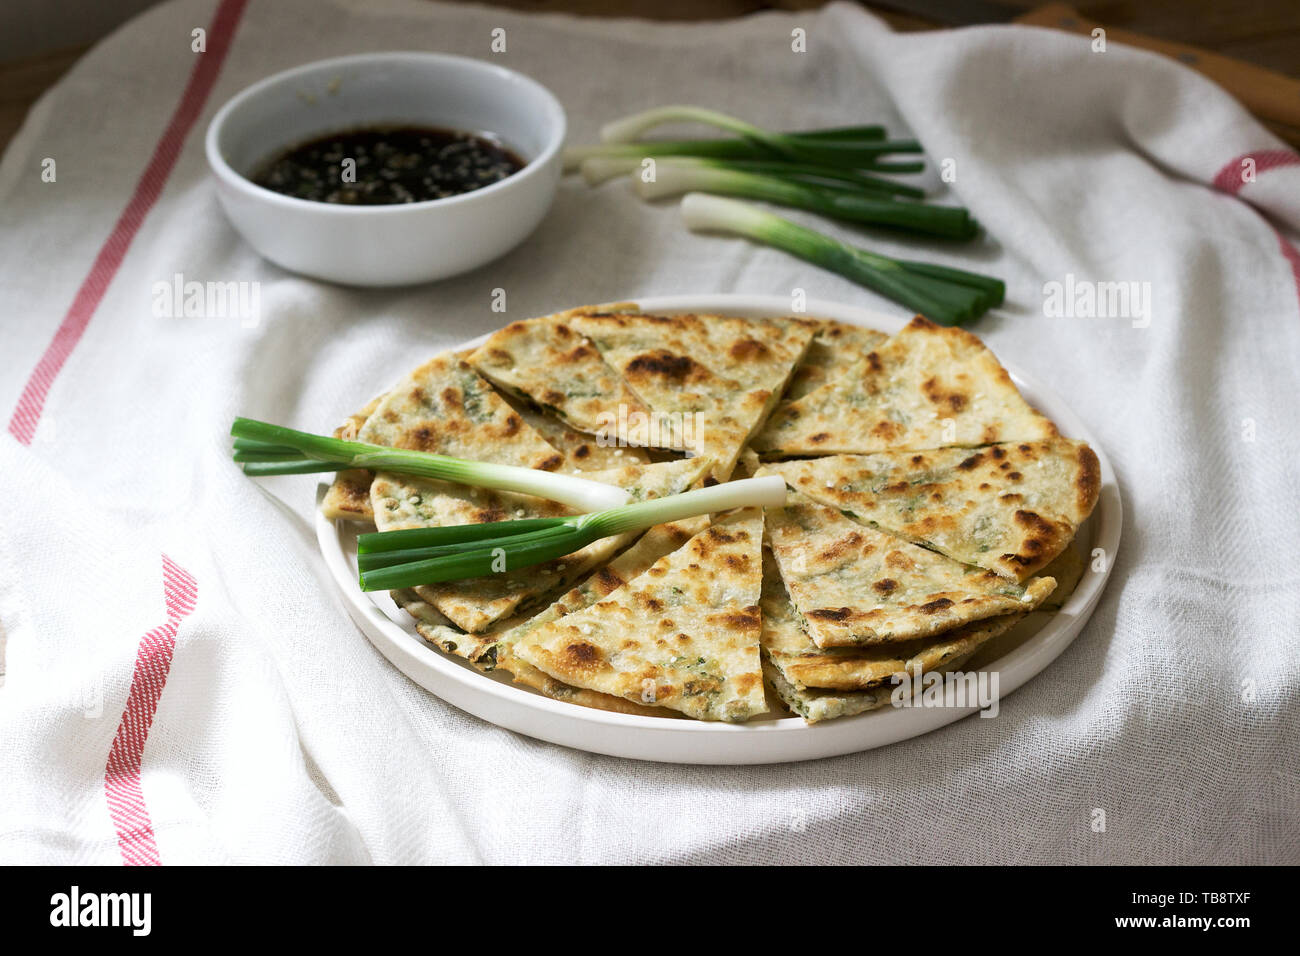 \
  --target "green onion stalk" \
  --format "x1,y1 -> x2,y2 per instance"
635,163 -> 977,240
680,193 -> 1003,326
355,475 -> 787,589
230,417 -> 630,512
